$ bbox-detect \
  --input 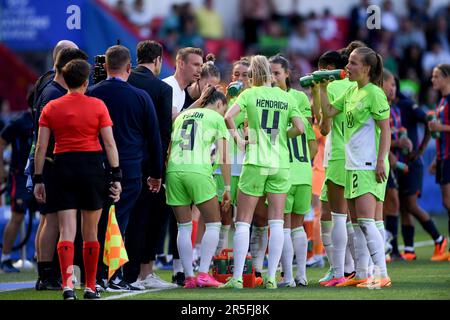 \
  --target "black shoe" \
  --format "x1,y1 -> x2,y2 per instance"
35,278 -> 61,291
106,280 -> 144,292
84,288 -> 101,299
63,288 -> 77,300
0,260 -> 20,273
96,278 -> 108,292
171,272 -> 185,286
344,271 -> 356,279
